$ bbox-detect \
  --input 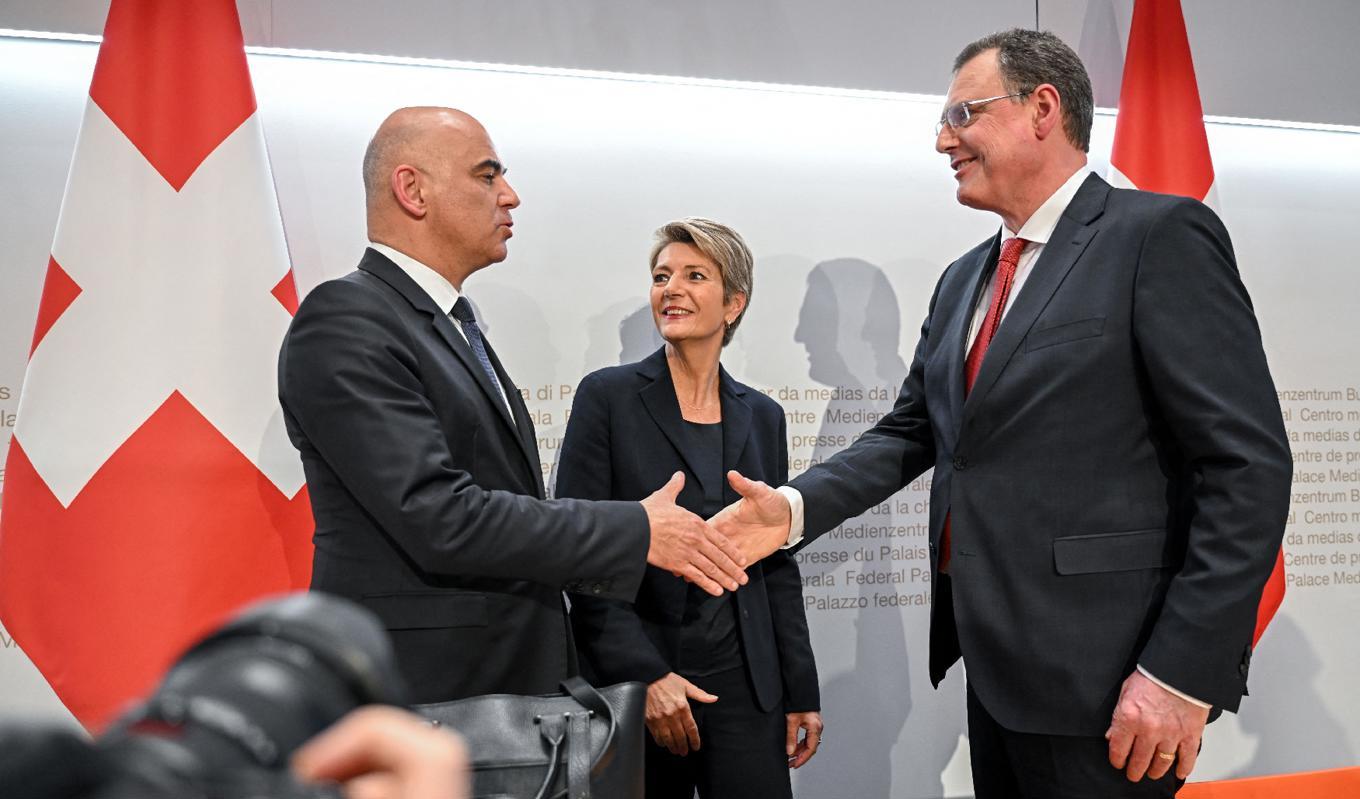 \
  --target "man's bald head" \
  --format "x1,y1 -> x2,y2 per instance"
362,107 -> 483,210
361,106 -> 520,286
